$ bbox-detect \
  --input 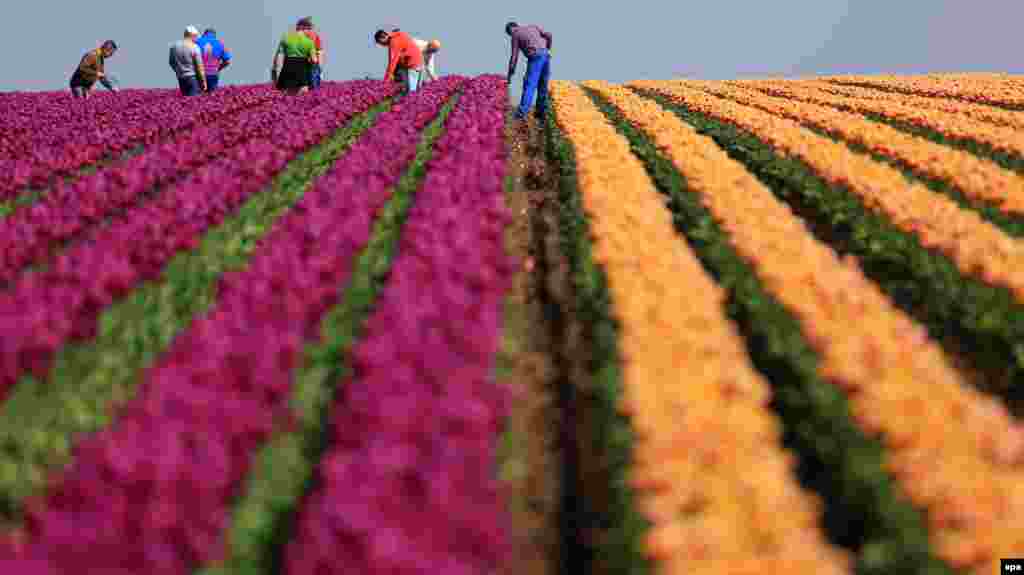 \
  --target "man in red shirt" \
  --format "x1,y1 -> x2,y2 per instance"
374,28 -> 424,94
297,17 -> 323,89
